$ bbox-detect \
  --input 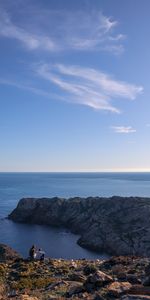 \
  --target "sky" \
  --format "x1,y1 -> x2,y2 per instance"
0,0 -> 150,172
